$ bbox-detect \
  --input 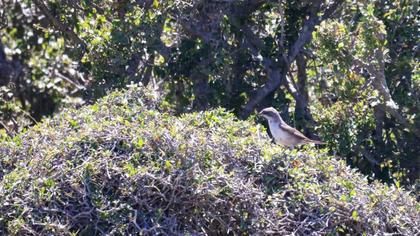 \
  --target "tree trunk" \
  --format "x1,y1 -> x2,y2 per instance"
191,69 -> 210,111
294,53 -> 317,137
241,68 -> 284,118
373,104 -> 385,145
